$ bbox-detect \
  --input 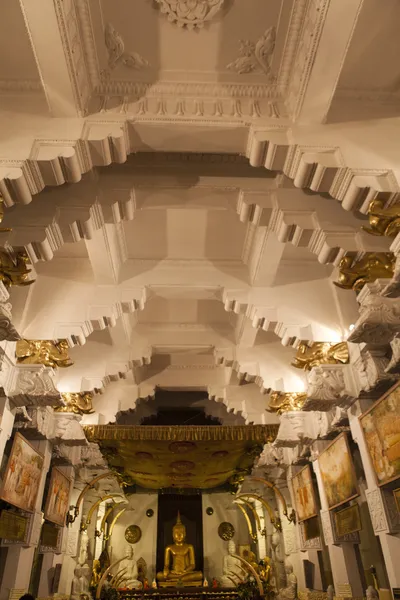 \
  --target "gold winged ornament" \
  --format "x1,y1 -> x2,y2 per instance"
16,339 -> 73,368
0,248 -> 34,288
363,199 -> 400,237
291,341 -> 349,371
334,253 -> 395,293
